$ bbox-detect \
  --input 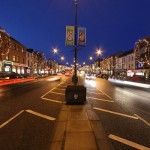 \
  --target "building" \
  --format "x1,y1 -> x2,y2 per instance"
26,49 -> 34,74
0,29 -> 27,74
115,49 -> 134,77
134,36 -> 150,80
